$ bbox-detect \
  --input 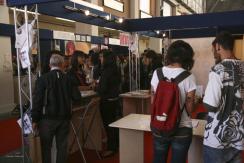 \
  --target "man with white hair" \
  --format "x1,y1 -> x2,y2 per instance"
32,54 -> 80,163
